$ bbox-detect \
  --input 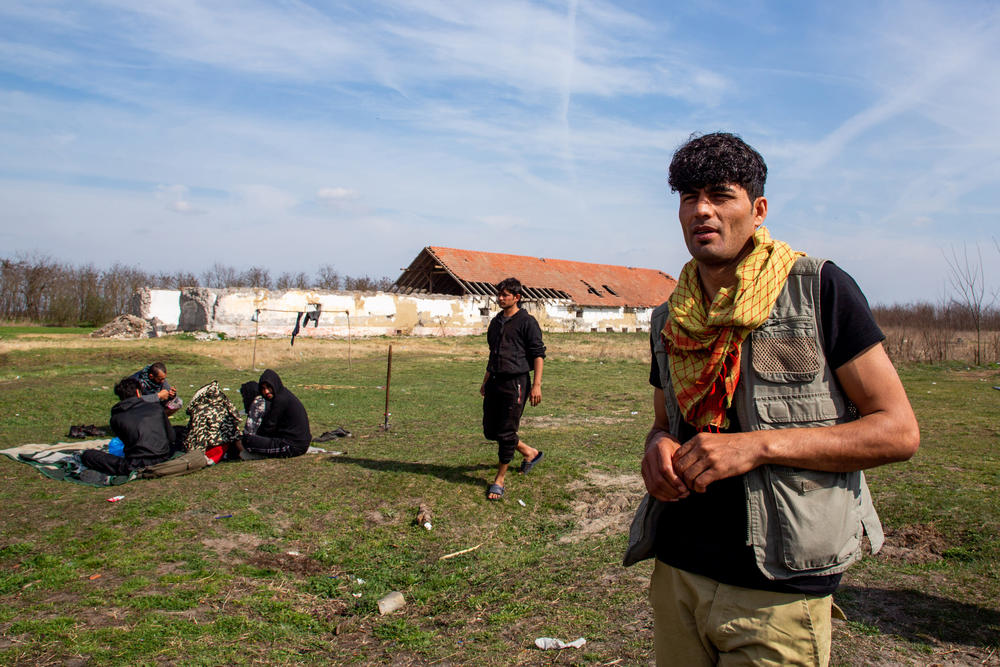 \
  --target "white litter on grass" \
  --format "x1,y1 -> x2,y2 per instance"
286,551 -> 301,556
378,591 -> 405,615
535,637 -> 586,650
352,592 -> 362,597
223,387 -> 230,391
630,411 -> 638,415
517,499 -> 526,507
423,522 -> 433,530
355,578 -> 365,585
